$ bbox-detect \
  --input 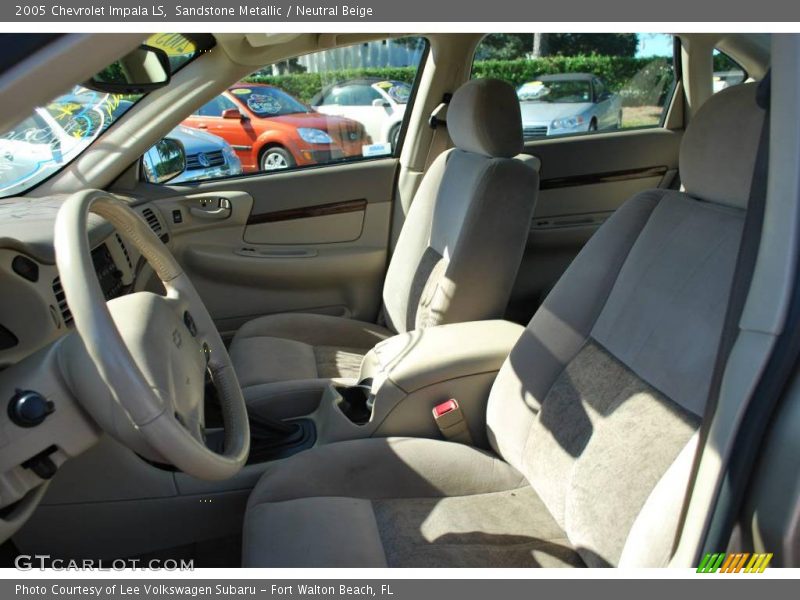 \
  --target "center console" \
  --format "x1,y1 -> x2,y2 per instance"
13,318 -> 525,560
310,320 -> 525,448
